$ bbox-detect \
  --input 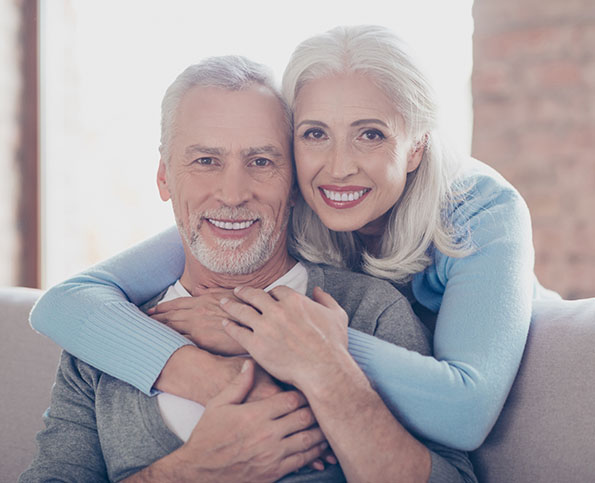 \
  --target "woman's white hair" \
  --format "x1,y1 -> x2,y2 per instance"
160,55 -> 292,163
283,25 -> 470,283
